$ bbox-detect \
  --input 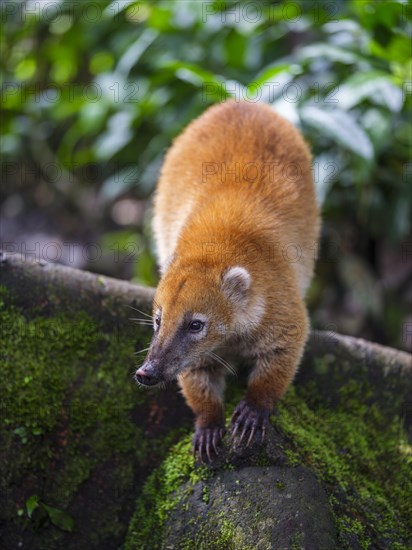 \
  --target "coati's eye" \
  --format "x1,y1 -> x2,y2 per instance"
154,315 -> 161,330
189,320 -> 205,333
